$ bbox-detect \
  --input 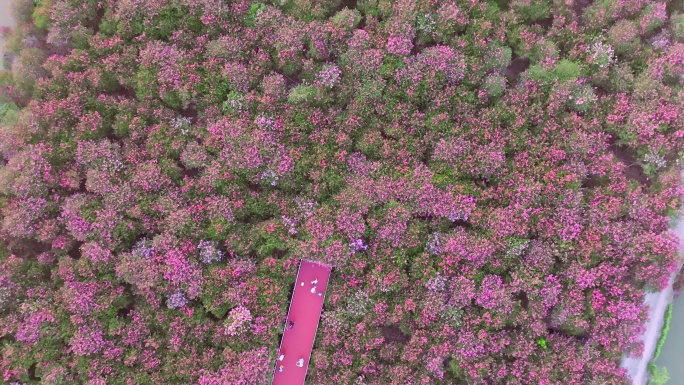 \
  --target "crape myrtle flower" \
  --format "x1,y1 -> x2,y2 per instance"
132,237 -> 154,259
167,290 -> 188,309
349,238 -> 367,252
198,240 -> 224,264
314,64 -> 342,88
